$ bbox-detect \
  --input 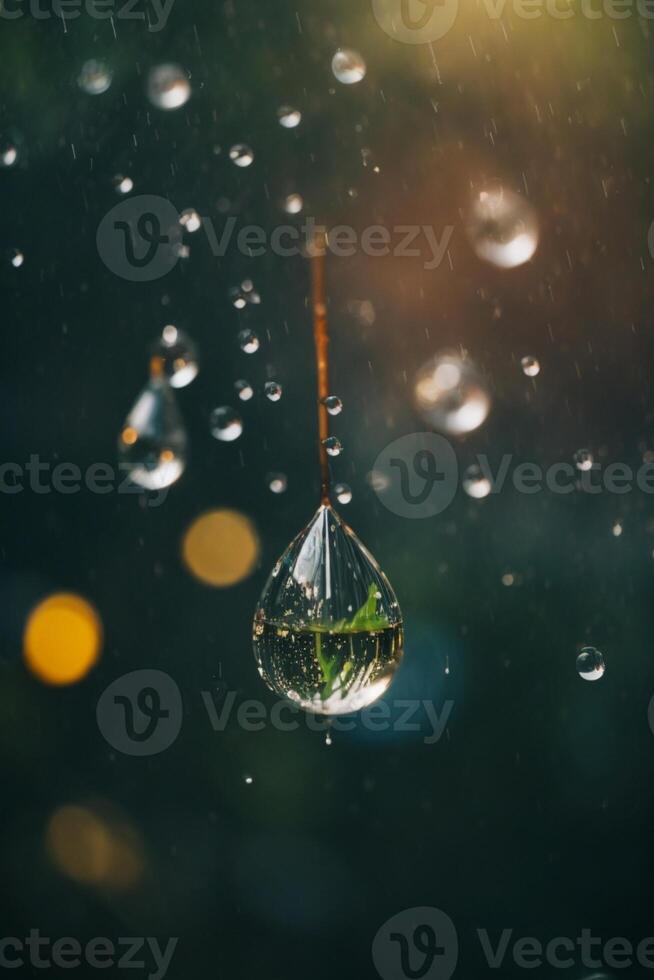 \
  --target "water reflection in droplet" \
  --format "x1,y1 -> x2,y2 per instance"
323,395 -> 343,416
332,49 -> 367,85
230,144 -> 254,168
238,330 -> 260,354
323,436 -> 343,457
414,352 -> 491,436
521,356 -> 540,377
78,59 -> 112,95
278,105 -> 302,128
118,376 -> 187,490
467,187 -> 539,269
235,379 -> 254,401
334,483 -> 352,505
265,381 -> 283,403
210,407 -> 243,443
151,326 -> 198,389
147,63 -> 191,110
576,646 -> 605,681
